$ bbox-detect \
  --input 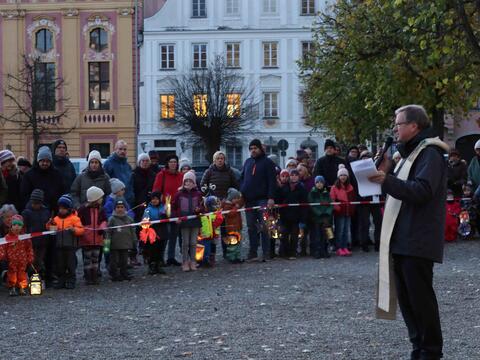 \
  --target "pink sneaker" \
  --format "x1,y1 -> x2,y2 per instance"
343,248 -> 352,256
336,249 -> 345,256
